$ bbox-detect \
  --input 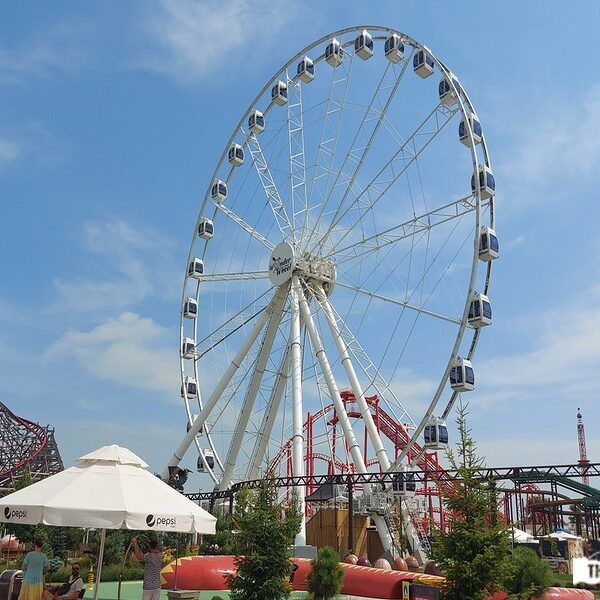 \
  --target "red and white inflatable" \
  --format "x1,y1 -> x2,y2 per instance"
161,555 -> 594,600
